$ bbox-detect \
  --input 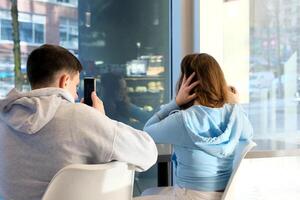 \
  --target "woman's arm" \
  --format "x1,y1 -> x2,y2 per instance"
143,108 -> 191,146
144,72 -> 200,145
144,99 -> 180,127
